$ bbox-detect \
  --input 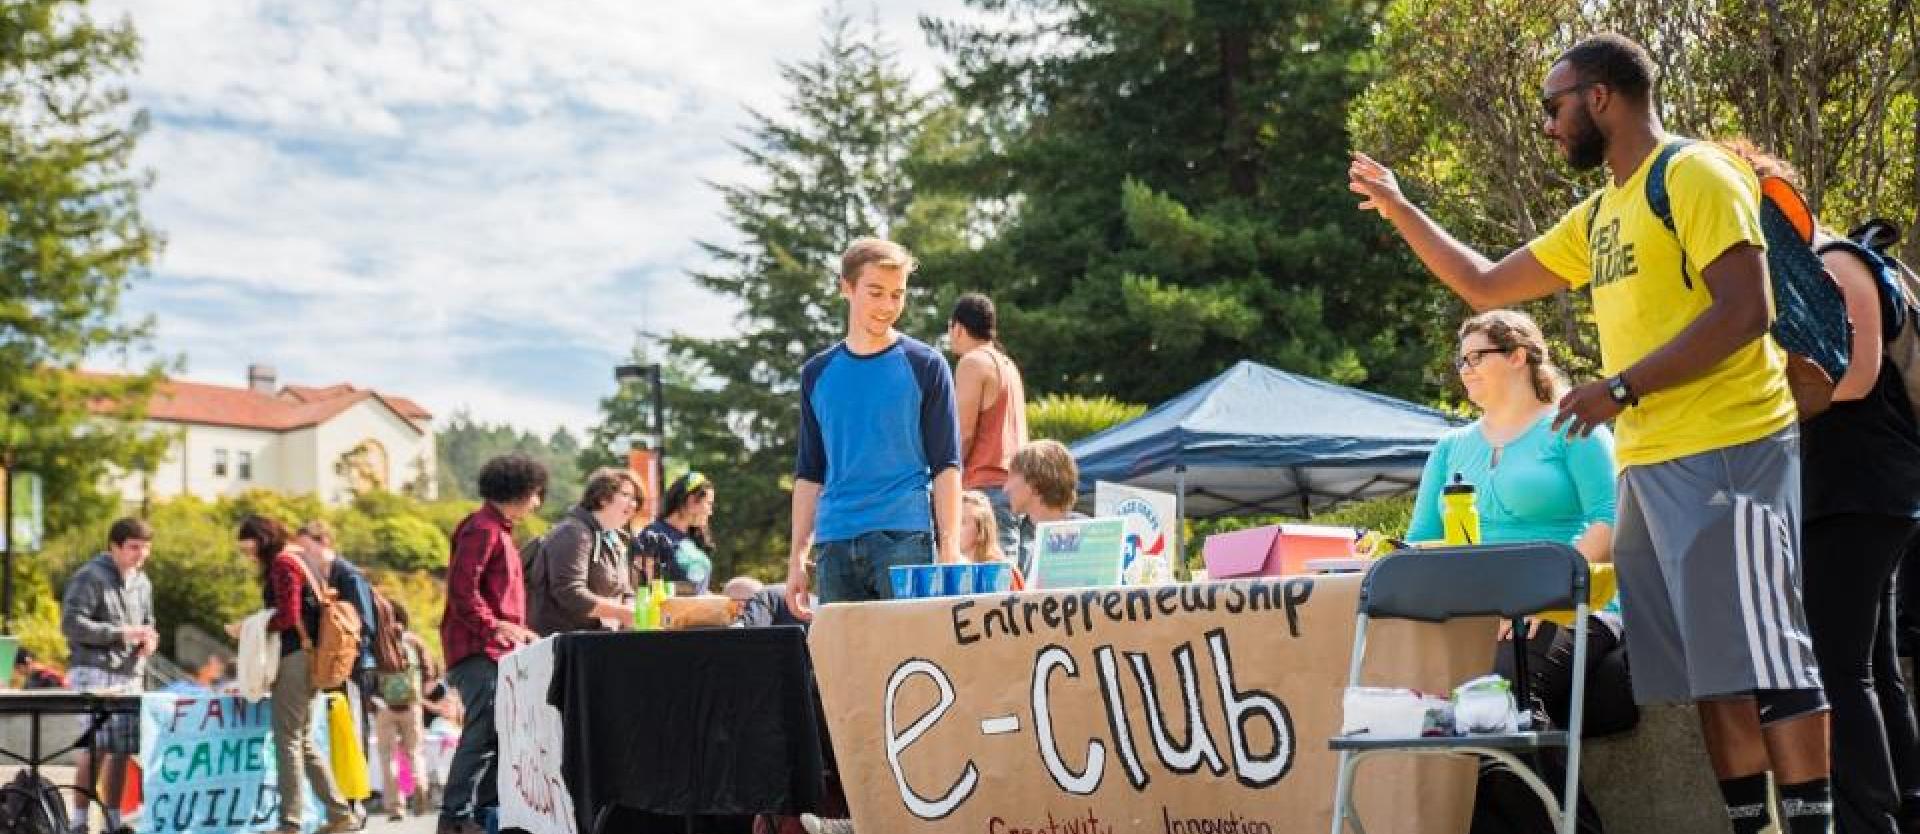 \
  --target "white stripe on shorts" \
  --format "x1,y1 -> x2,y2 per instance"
1769,508 -> 1819,688
1734,496 -> 1785,689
